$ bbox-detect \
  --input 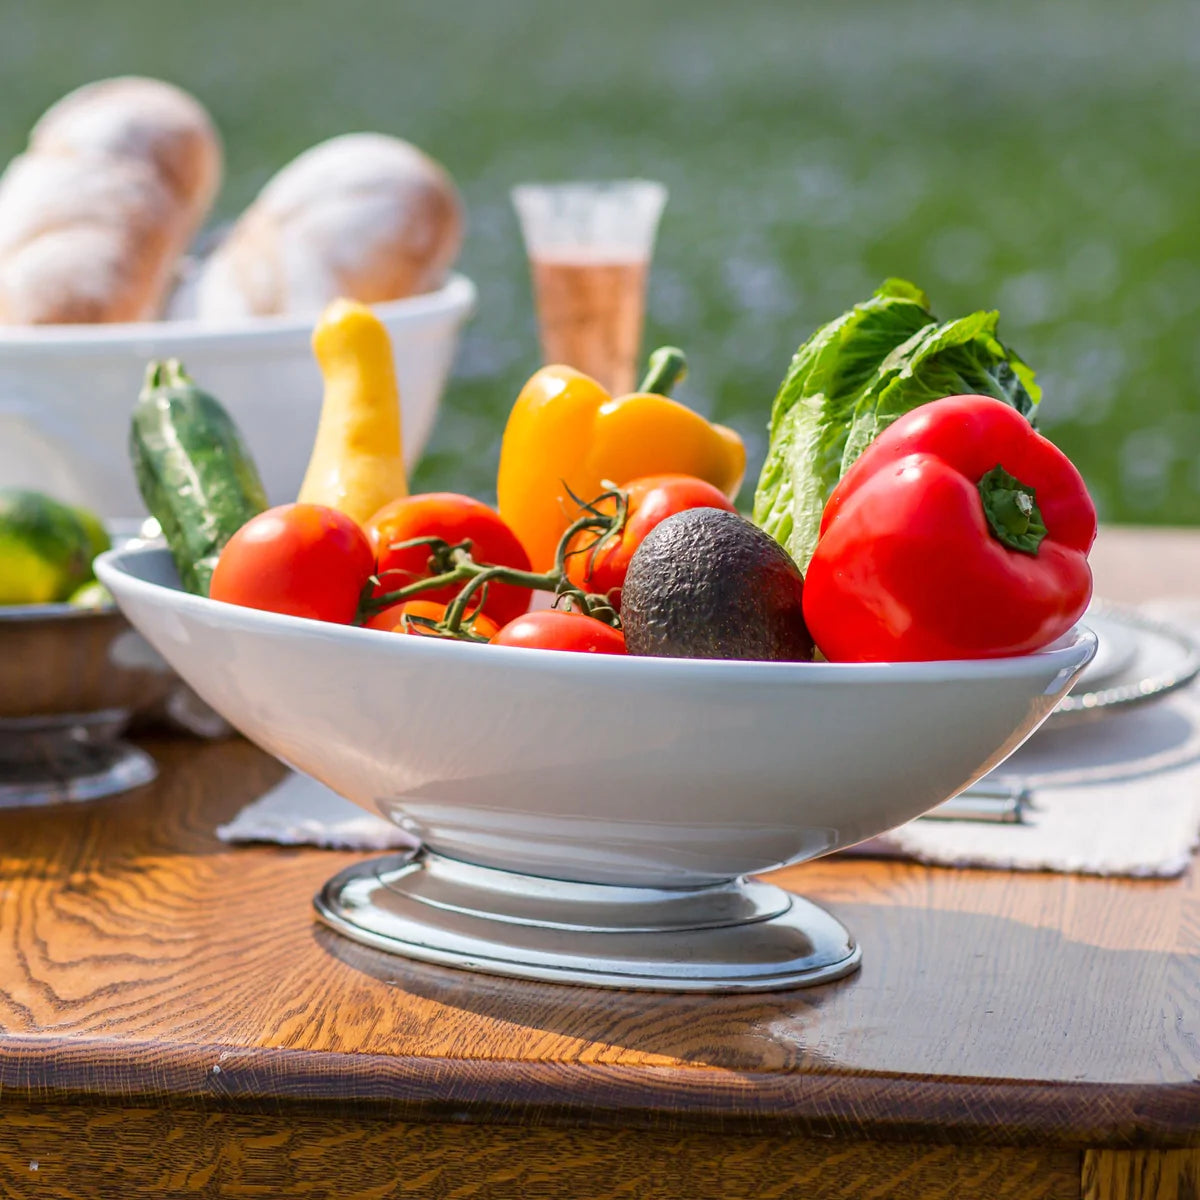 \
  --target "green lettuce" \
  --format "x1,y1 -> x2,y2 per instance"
752,279 -> 934,565
752,279 -> 1040,570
